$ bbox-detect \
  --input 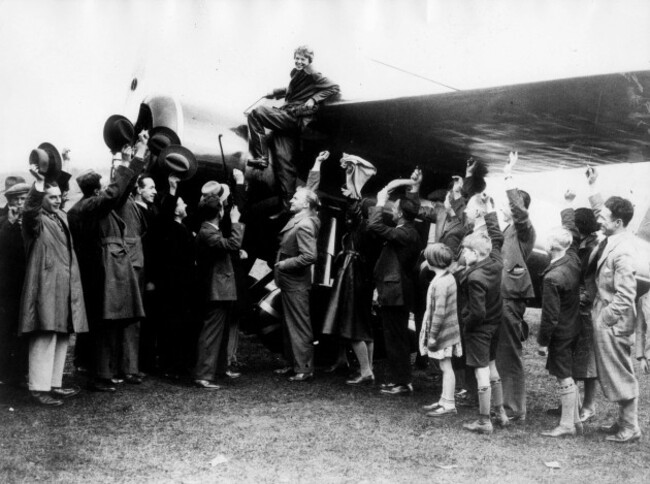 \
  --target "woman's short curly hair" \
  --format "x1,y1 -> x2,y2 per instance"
294,45 -> 314,62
